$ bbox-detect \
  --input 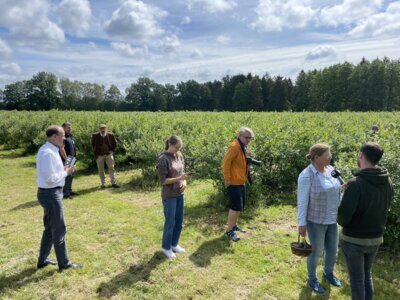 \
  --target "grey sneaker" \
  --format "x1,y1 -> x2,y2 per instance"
225,230 -> 240,242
